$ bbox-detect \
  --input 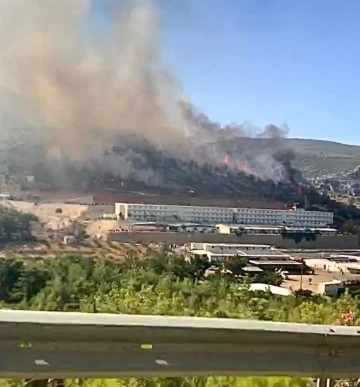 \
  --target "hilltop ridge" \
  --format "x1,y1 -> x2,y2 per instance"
287,138 -> 360,177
